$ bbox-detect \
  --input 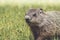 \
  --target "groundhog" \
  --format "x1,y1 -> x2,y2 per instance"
25,8 -> 60,40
